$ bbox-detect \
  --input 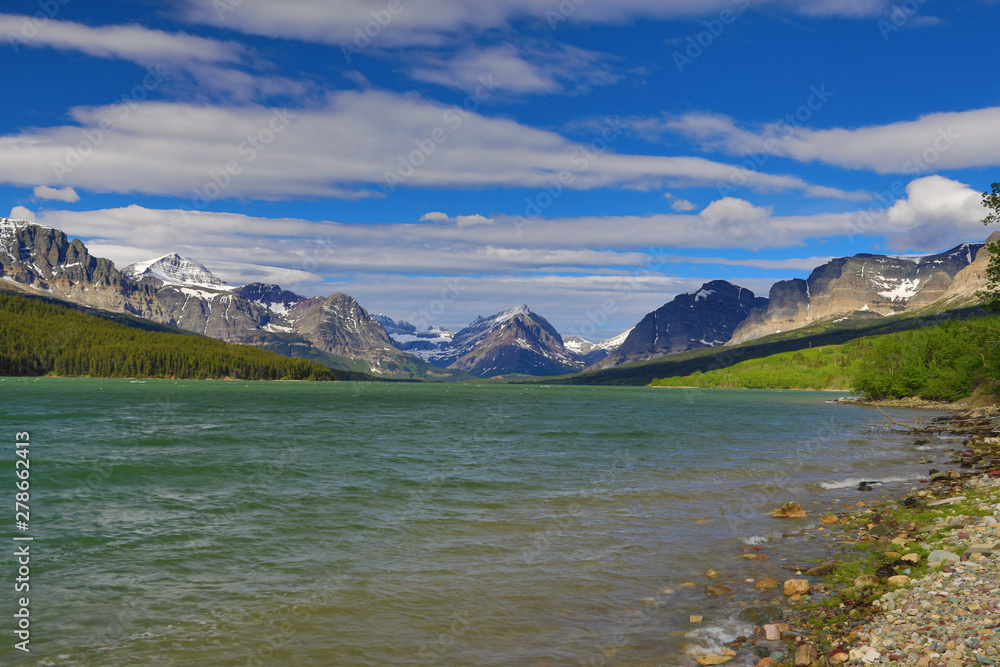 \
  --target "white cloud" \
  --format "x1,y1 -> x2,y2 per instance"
454,214 -> 494,227
663,107 -> 1000,174
0,89 -> 858,201
9,206 -> 35,221
653,254 -> 836,271
33,185 -> 80,202
410,42 -> 621,95
32,179 -> 987,289
884,176 -> 988,249
699,197 -> 772,227
0,13 -> 243,64
418,211 -> 493,226
0,14 -> 301,102
664,192 -> 696,212
28,202 -> 812,289
26,196 -> 878,289
180,0 -> 893,47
